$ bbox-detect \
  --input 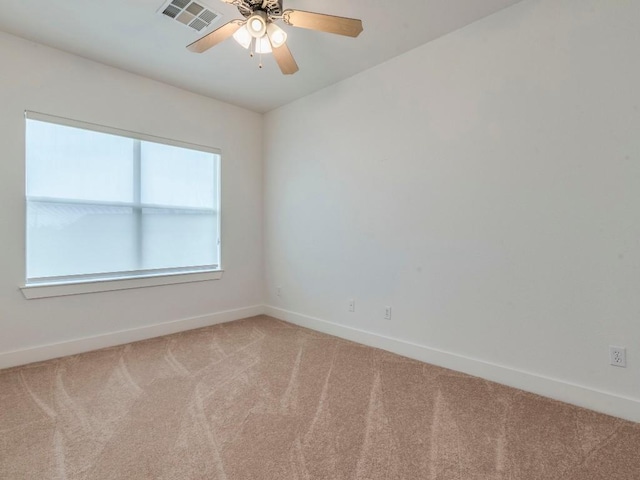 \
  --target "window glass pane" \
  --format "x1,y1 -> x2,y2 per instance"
141,208 -> 218,270
27,202 -> 137,279
26,120 -> 134,202
141,142 -> 216,208
25,114 -> 221,285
